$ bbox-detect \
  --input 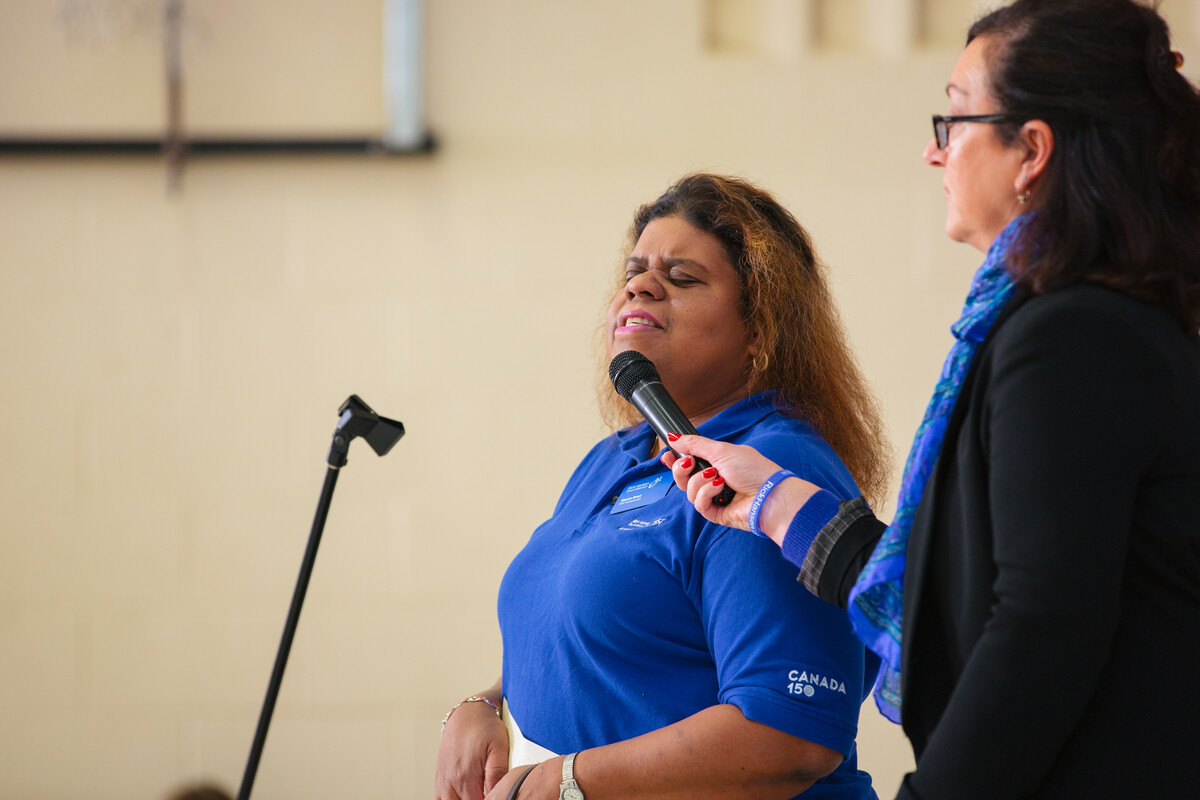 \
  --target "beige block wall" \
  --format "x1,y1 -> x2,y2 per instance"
0,1 -> 1196,799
